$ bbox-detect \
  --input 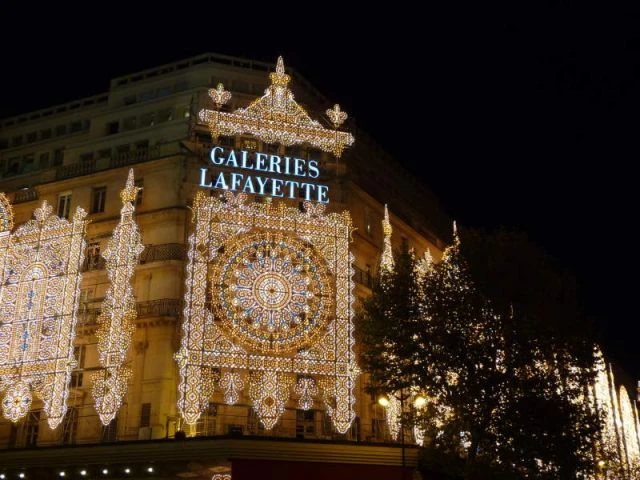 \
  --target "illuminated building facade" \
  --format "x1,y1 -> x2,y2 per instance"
0,53 -> 449,479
